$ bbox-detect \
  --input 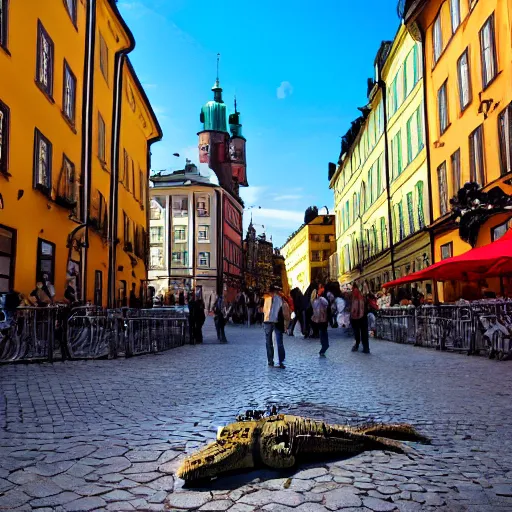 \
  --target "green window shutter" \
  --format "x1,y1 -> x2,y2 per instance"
368,169 -> 373,205
398,202 -> 404,240
416,181 -> 425,228
381,217 -> 387,249
406,192 -> 414,234
397,132 -> 403,175
417,106 -> 424,150
413,44 -> 418,83
406,116 -> 413,165
377,157 -> 382,195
